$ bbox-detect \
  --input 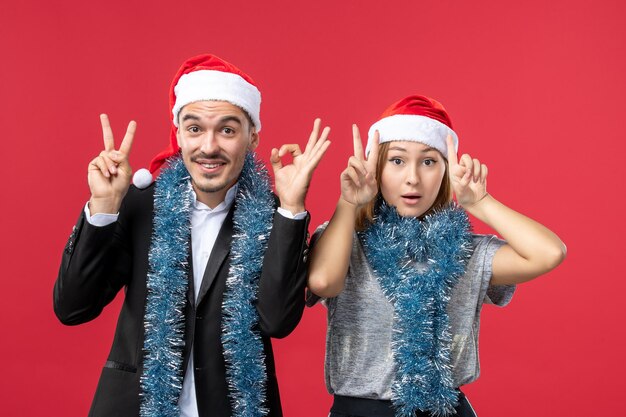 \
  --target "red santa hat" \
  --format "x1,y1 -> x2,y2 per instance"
133,54 -> 262,188
366,95 -> 458,158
